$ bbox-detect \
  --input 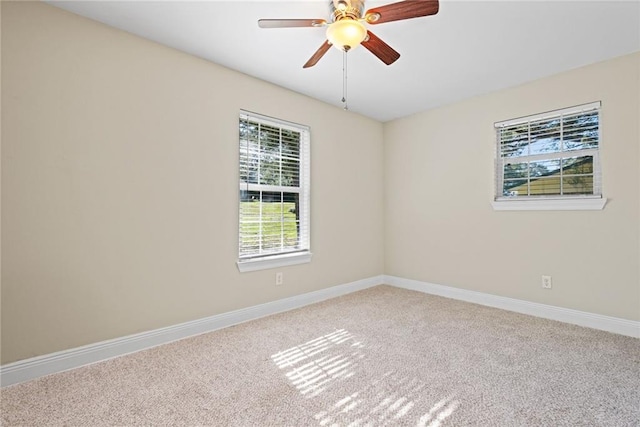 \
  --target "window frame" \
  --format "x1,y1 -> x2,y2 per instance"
237,111 -> 311,272
492,101 -> 607,211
